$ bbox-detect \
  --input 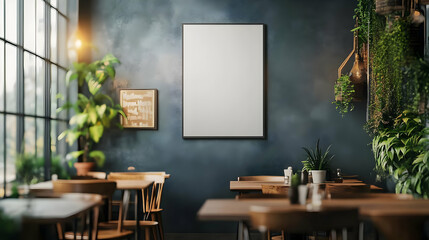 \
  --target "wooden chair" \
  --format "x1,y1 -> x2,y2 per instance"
106,172 -> 167,240
326,183 -> 370,199
250,206 -> 359,240
237,176 -> 285,240
238,176 -> 284,181
53,180 -> 133,240
71,172 -> 107,180
87,172 -> 107,179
